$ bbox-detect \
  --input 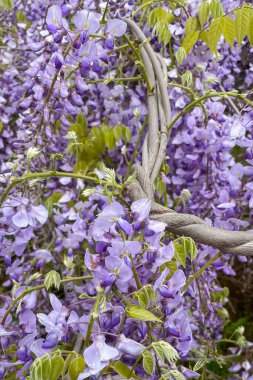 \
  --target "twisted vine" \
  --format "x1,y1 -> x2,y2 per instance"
124,19 -> 253,257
